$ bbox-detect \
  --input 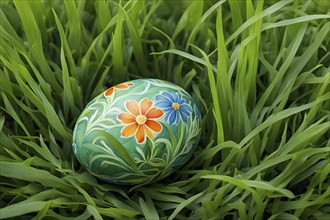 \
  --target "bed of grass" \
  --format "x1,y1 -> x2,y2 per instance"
0,0 -> 329,219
